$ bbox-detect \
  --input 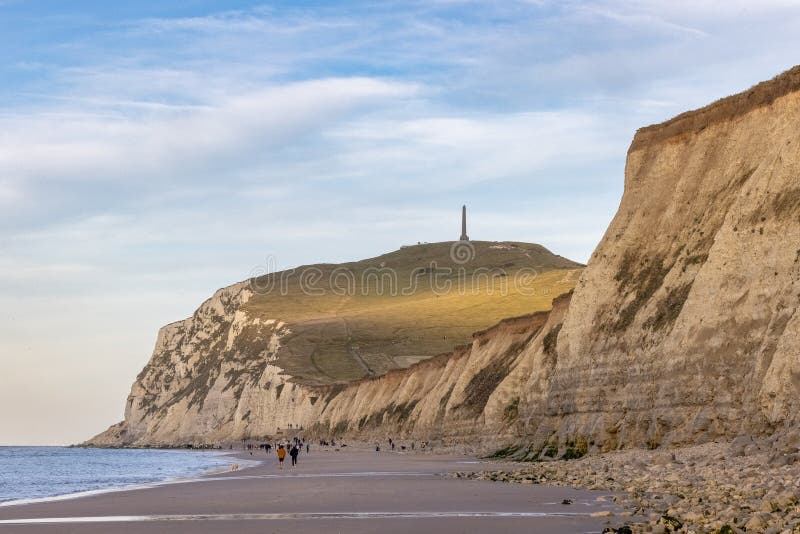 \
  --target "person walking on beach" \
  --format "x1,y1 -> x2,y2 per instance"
277,445 -> 286,469
290,444 -> 299,467
306,442 -> 310,454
